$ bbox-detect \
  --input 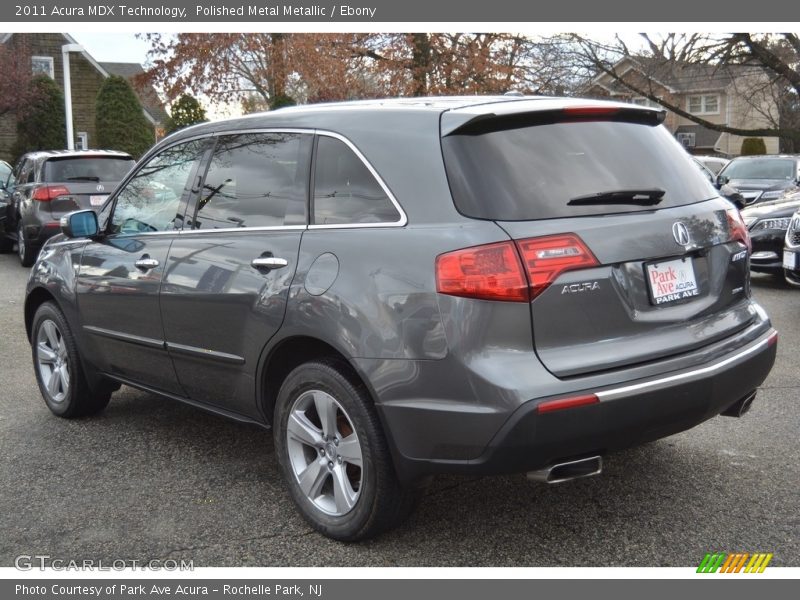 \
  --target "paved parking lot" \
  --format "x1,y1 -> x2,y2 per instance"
0,251 -> 798,567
